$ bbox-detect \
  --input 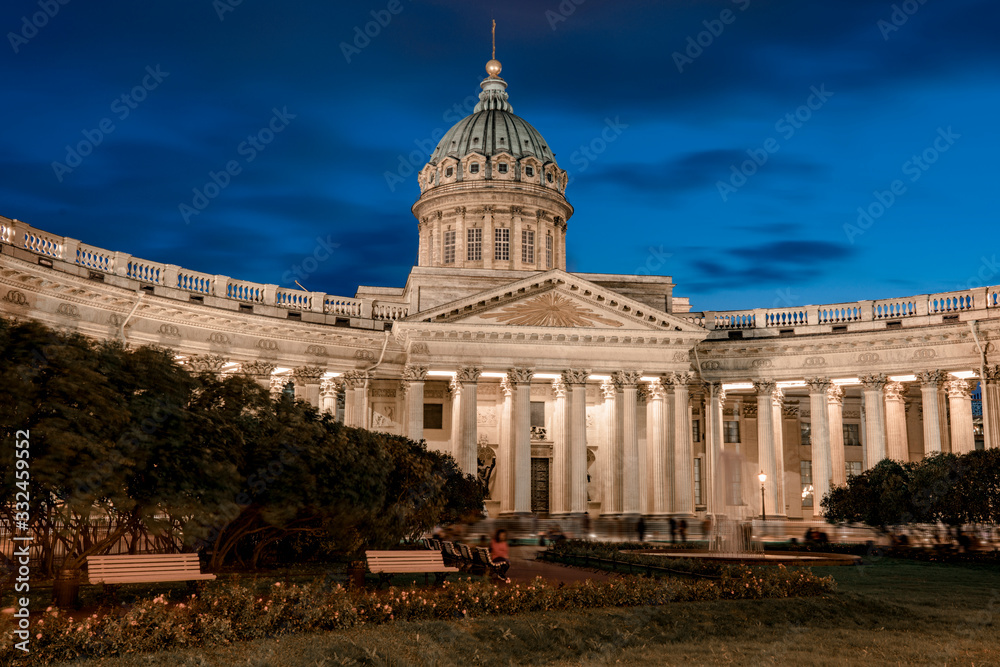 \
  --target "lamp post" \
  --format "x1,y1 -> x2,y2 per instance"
758,471 -> 767,521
